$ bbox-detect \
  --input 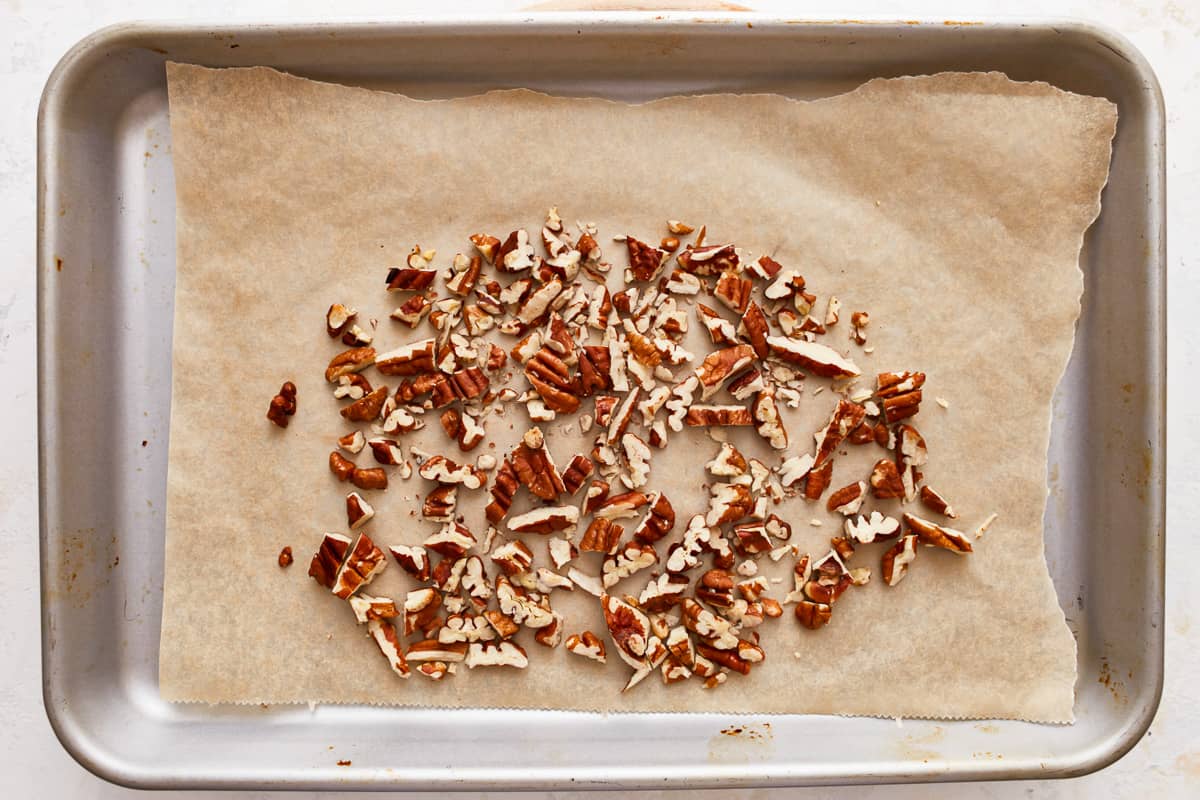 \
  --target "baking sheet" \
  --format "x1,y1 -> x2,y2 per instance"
160,63 -> 1115,722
